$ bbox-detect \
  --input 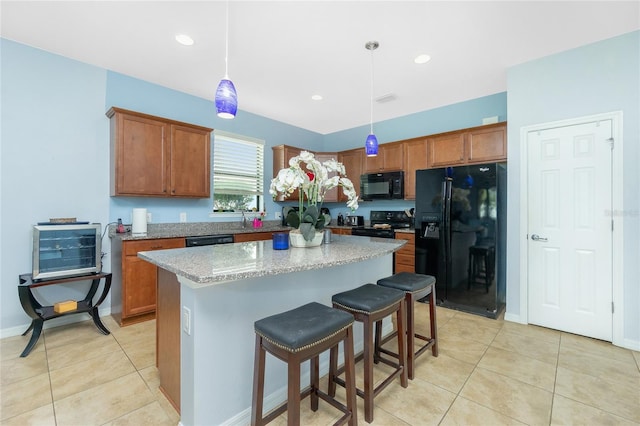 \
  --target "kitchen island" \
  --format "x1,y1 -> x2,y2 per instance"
138,234 -> 405,426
